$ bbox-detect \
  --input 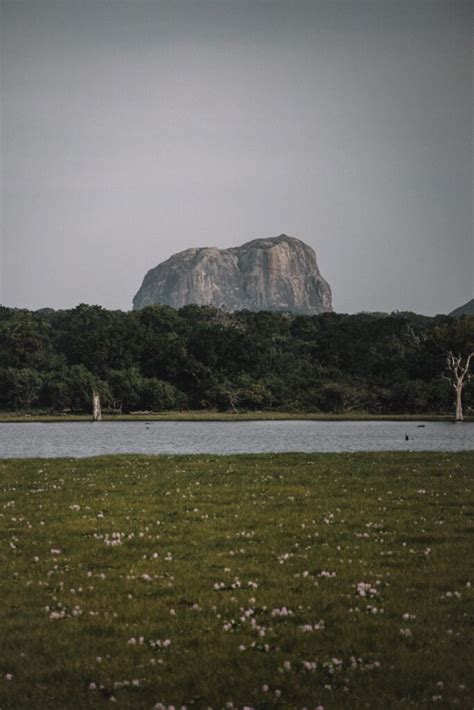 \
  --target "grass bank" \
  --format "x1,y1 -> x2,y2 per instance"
0,452 -> 473,708
0,410 -> 470,423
